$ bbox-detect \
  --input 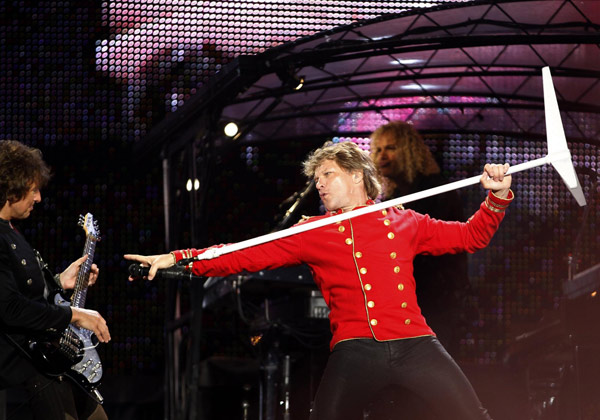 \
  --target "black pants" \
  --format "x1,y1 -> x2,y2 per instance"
309,336 -> 491,420
15,373 -> 107,420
